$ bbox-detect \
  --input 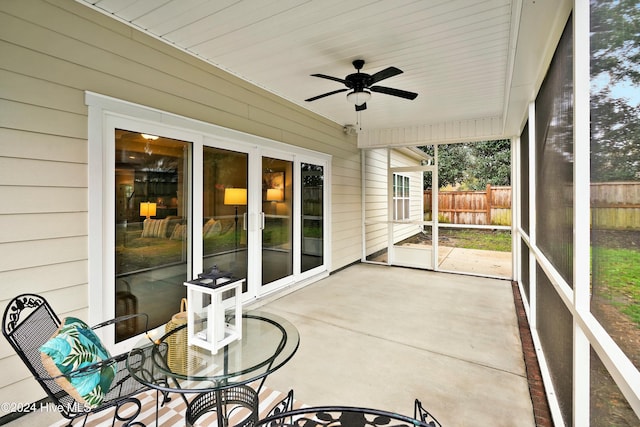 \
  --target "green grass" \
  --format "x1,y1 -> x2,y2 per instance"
439,228 -> 512,252
592,247 -> 640,327
438,231 -> 640,328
